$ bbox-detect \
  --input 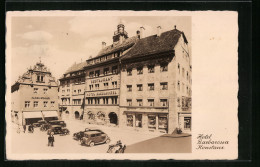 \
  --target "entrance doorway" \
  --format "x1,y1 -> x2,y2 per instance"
108,112 -> 118,125
75,111 -> 80,119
